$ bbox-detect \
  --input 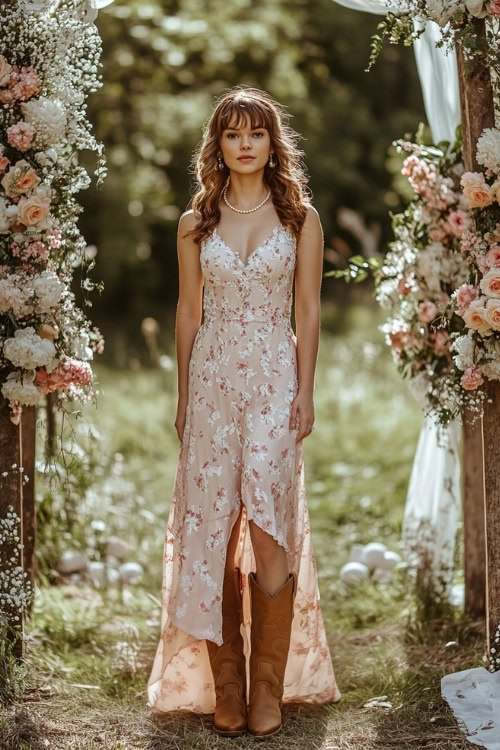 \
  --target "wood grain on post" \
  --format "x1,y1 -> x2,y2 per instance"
456,19 -> 497,645
21,406 -> 37,616
0,405 -> 24,657
461,412 -> 485,617
482,382 -> 500,647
